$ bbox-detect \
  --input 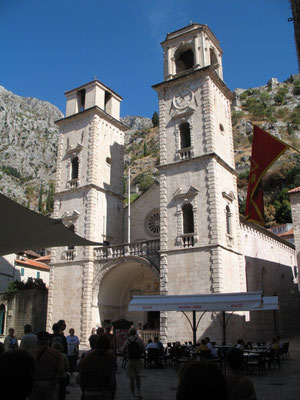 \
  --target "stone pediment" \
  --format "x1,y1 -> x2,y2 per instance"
171,106 -> 195,119
66,143 -> 83,155
222,191 -> 235,201
61,210 -> 80,220
173,185 -> 199,199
